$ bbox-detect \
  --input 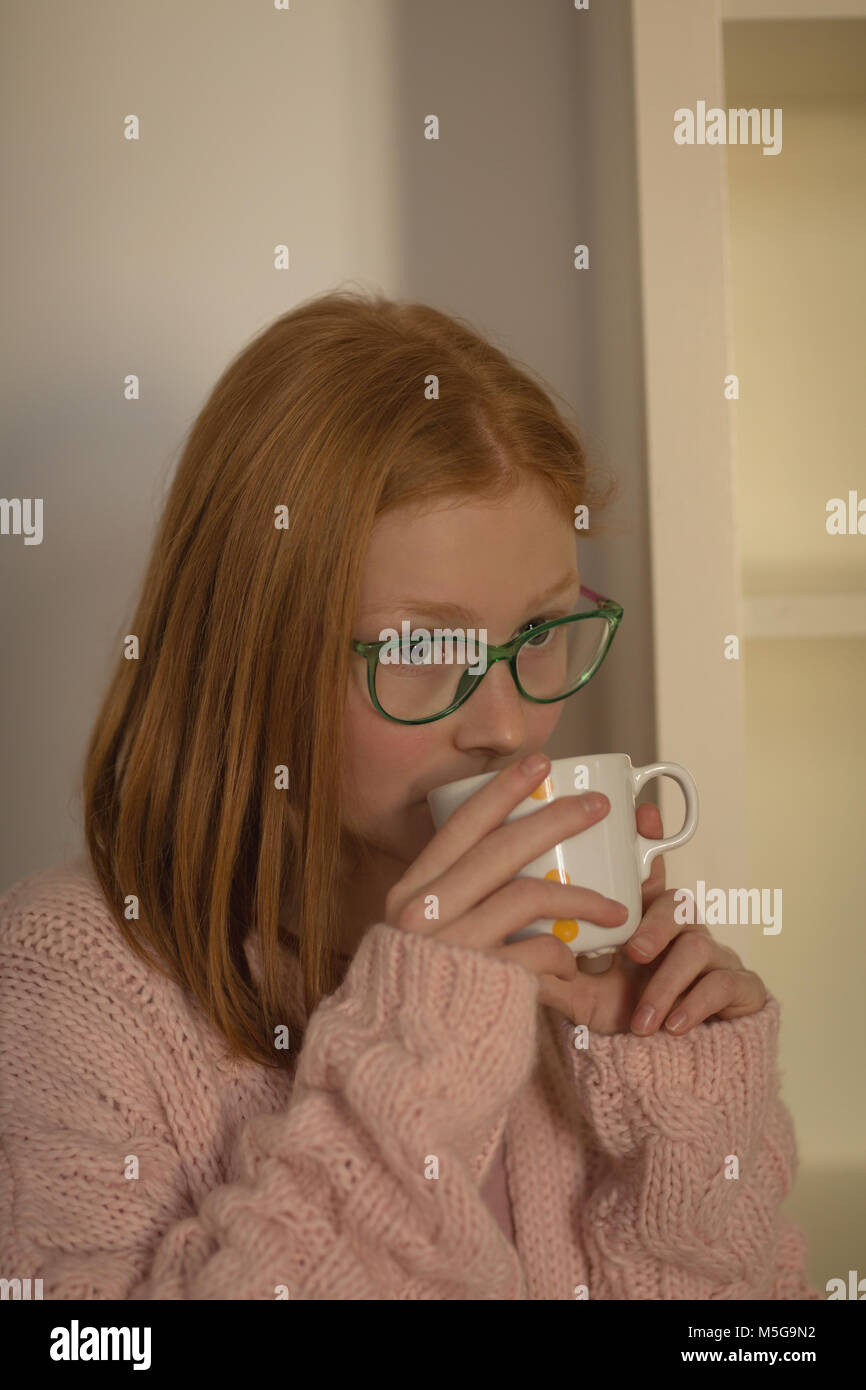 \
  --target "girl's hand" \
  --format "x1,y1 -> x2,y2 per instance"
384,757 -> 631,987
537,801 -> 768,1036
